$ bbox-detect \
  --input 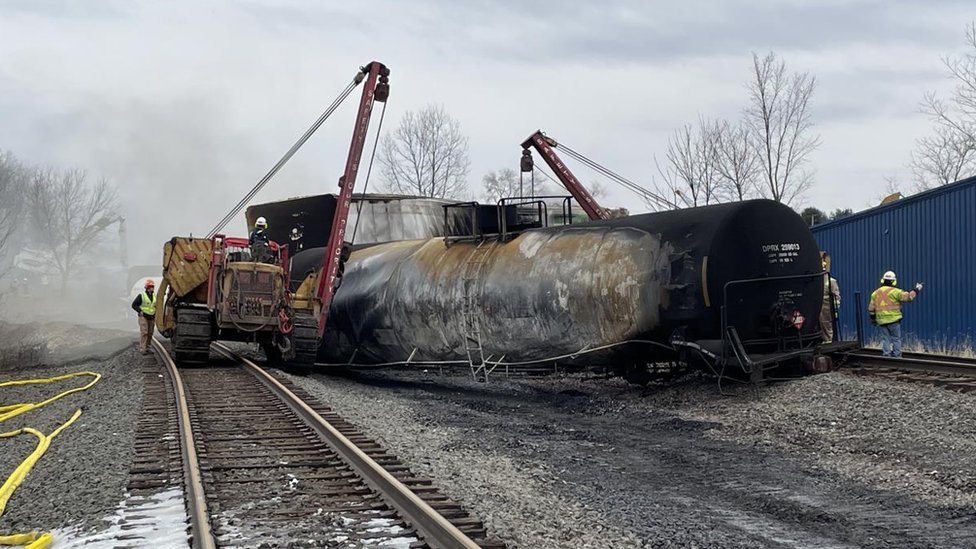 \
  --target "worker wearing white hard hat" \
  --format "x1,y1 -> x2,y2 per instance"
249,216 -> 272,263
249,217 -> 269,246
868,270 -> 924,357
